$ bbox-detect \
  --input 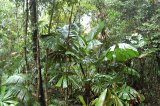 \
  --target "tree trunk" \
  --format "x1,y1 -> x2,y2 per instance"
24,0 -> 29,73
84,81 -> 91,105
44,1 -> 56,105
30,0 -> 46,105
0,72 -> 1,94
